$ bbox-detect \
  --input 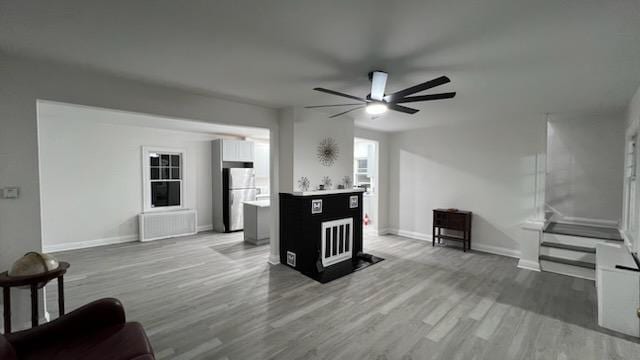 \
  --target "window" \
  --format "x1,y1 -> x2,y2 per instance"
143,147 -> 185,211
